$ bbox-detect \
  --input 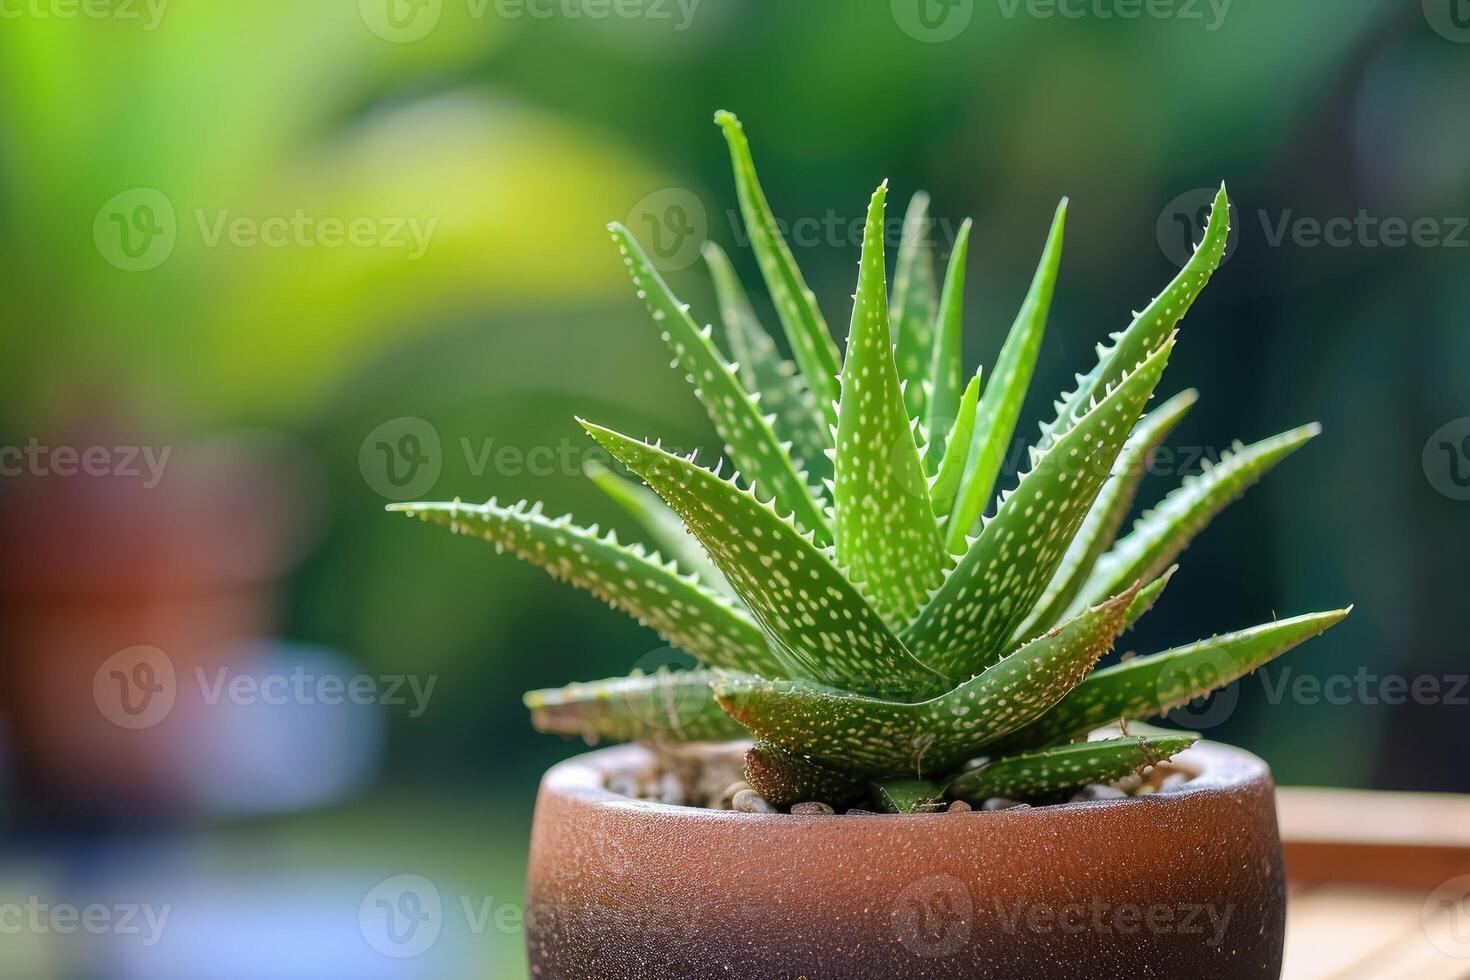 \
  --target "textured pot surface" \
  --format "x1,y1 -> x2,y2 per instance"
526,741 -> 1285,980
